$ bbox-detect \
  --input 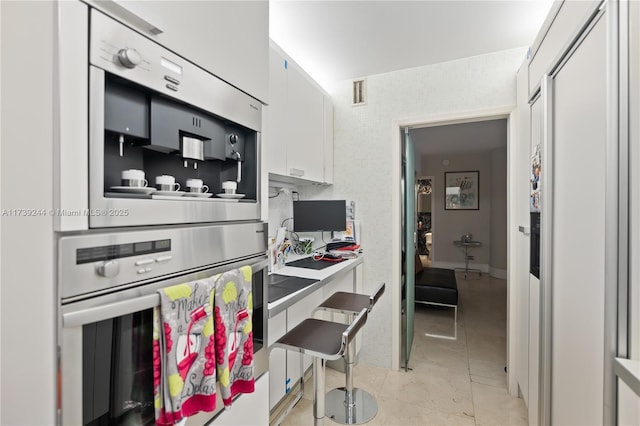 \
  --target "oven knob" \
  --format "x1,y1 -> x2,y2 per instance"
117,48 -> 142,69
96,260 -> 120,278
